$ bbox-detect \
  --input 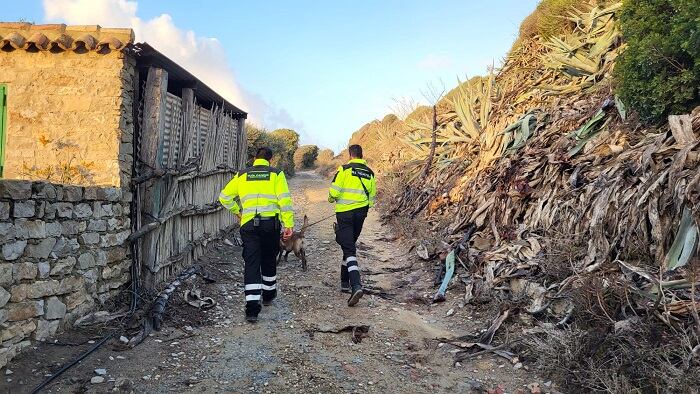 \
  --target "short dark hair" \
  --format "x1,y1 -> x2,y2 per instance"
255,147 -> 273,160
348,144 -> 363,159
